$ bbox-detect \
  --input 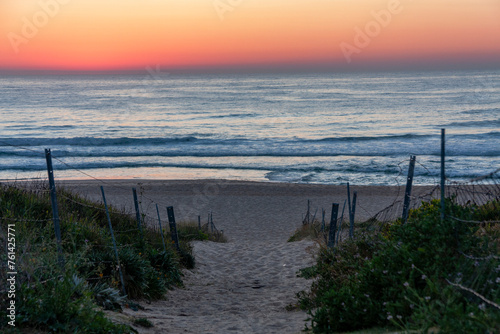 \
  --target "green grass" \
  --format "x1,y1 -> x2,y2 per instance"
288,221 -> 326,242
0,183 -> 222,333
177,222 -> 227,243
132,318 -> 154,328
297,198 -> 500,333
